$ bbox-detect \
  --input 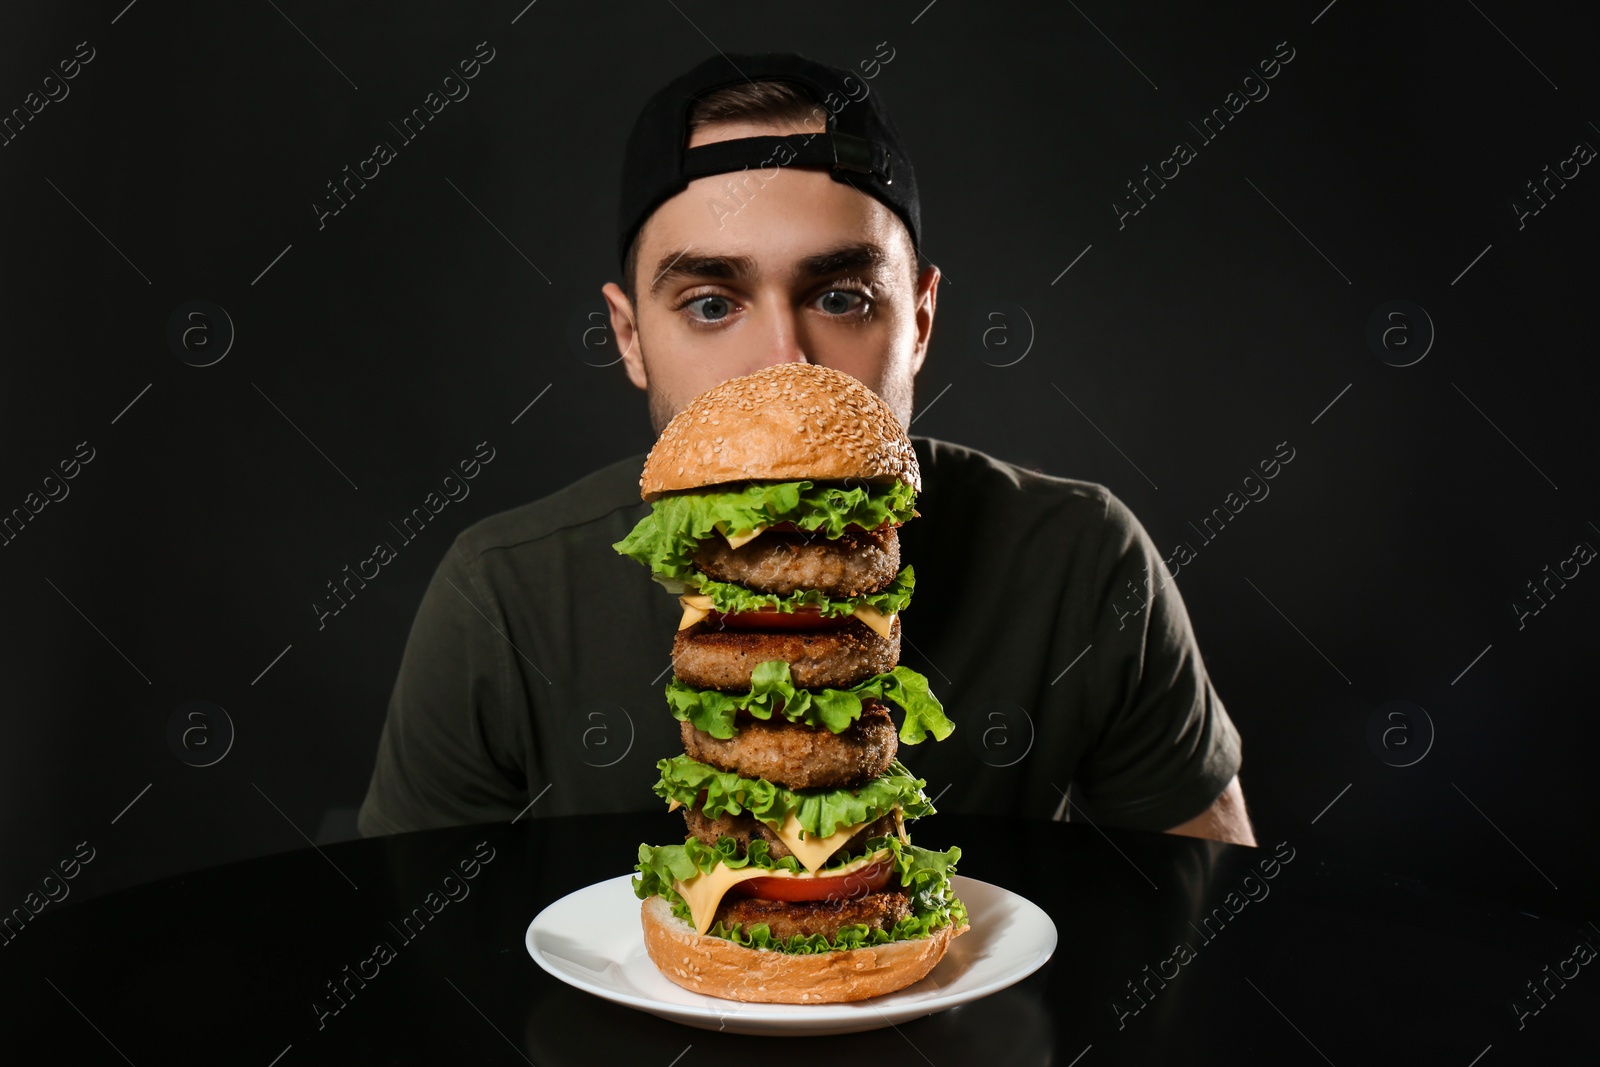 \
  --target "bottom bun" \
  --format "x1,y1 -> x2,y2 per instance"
639,894 -> 967,1004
